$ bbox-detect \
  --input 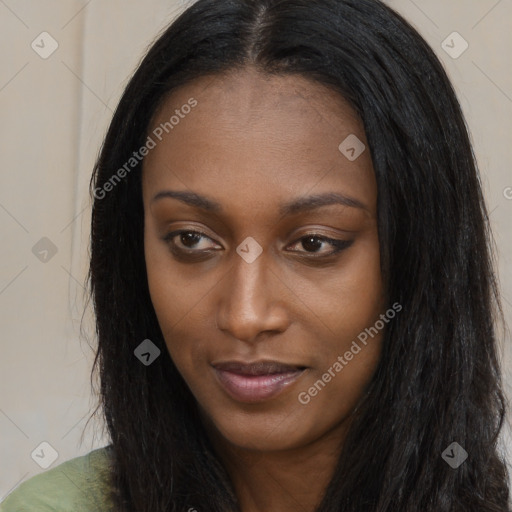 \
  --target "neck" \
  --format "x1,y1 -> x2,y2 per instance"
202,418 -> 352,512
